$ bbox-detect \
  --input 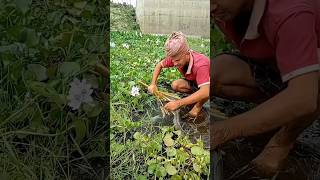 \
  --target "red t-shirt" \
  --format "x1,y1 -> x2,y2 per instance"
215,0 -> 320,82
161,51 -> 210,87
